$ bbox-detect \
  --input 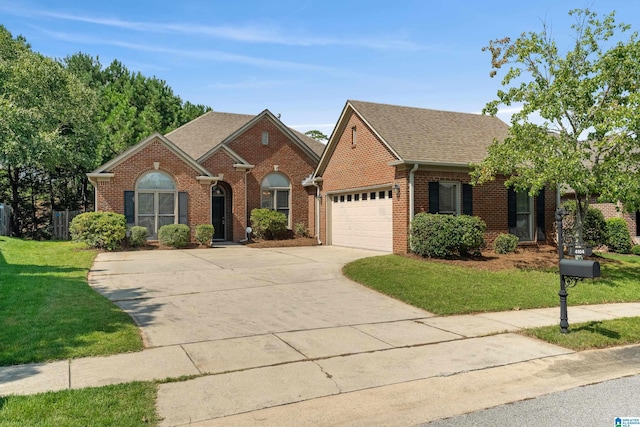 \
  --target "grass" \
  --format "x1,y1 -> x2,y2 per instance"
343,253 -> 640,316
0,382 -> 158,427
0,237 -> 142,366
523,317 -> 640,351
